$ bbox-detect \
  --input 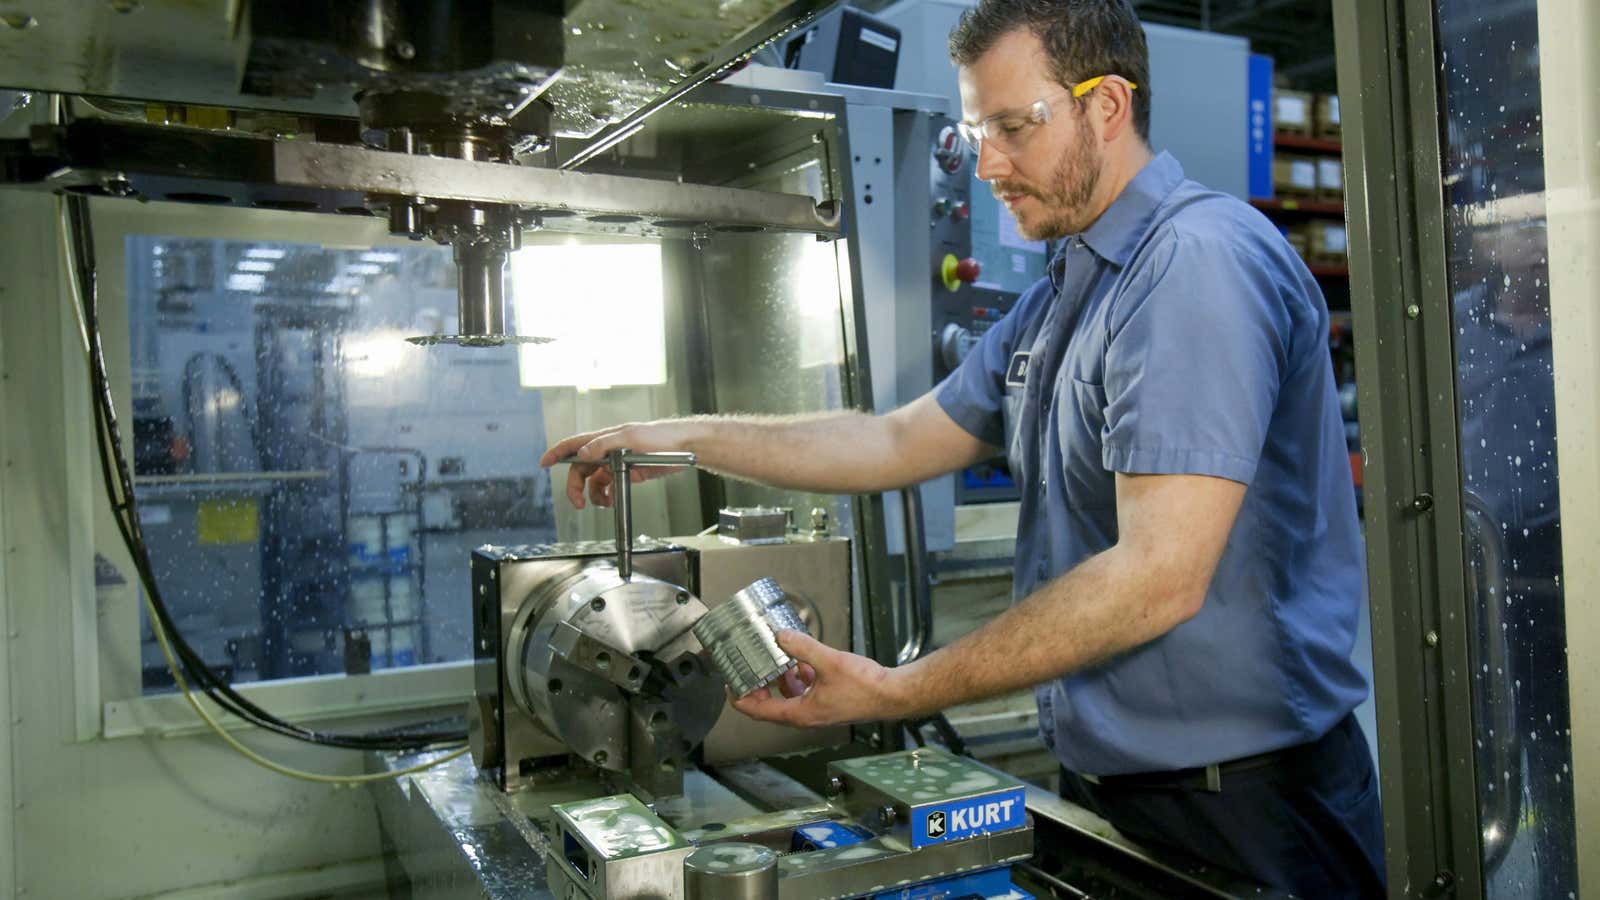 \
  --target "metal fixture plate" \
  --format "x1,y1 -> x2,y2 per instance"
0,120 -> 841,238
272,141 -> 841,235
830,749 -> 1028,850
